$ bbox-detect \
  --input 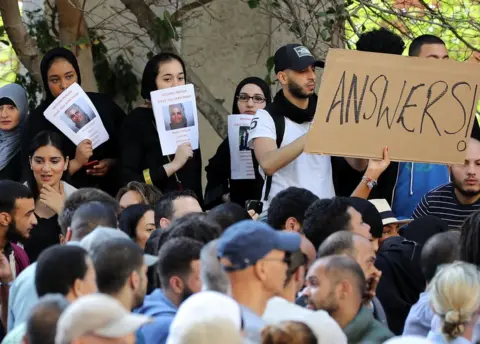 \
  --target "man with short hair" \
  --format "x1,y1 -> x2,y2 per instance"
206,203 -> 251,232
263,247 -> 347,343
8,188 -> 118,331
304,197 -> 372,250
413,138 -> 480,228
55,294 -> 151,344
3,245 -> 98,343
24,294 -> 70,344
199,240 -> 230,295
217,220 -> 301,343
136,237 -> 203,344
409,34 -> 449,59
248,44 -> 364,212
154,190 -> 202,229
304,255 -> 393,342
403,231 -> 460,336
318,231 -> 386,326
267,187 -> 319,231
